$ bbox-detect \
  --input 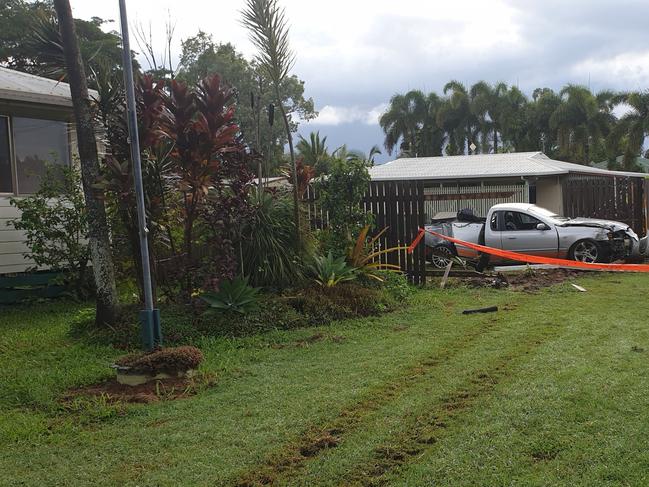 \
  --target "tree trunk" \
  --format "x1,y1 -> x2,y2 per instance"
493,126 -> 499,153
53,0 -> 119,325
275,86 -> 301,247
